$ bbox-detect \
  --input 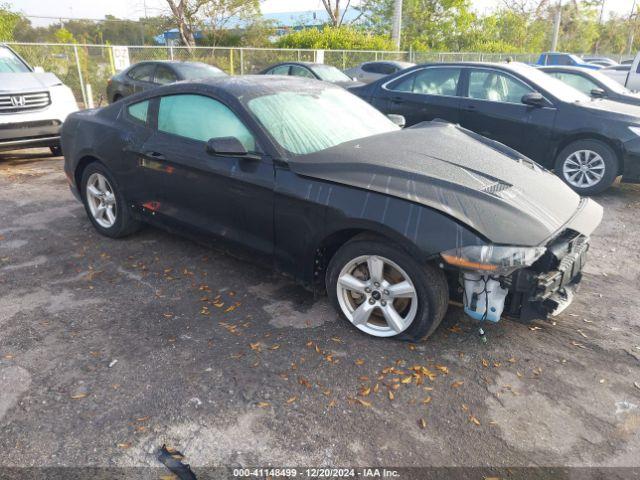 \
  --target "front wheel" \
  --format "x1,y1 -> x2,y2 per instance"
555,140 -> 618,195
80,162 -> 140,238
326,237 -> 449,341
